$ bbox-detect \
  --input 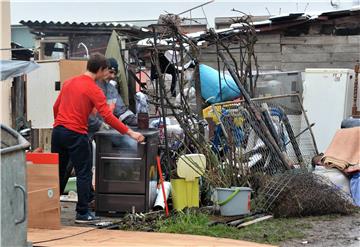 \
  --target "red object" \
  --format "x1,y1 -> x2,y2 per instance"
26,152 -> 58,165
53,74 -> 129,135
156,156 -> 169,216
